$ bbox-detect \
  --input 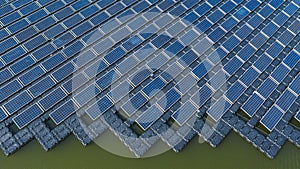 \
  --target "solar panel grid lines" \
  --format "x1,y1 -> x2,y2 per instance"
76,0 -> 229,117
5,0 -> 251,127
0,0 -> 299,159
